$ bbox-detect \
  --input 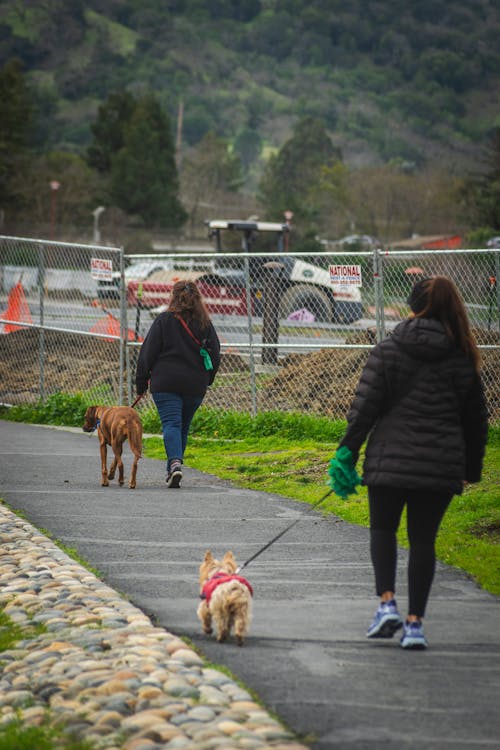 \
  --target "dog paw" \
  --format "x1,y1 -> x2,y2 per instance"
236,635 -> 244,646
101,480 -> 109,487
203,626 -> 213,635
